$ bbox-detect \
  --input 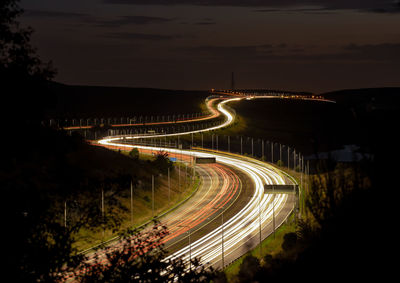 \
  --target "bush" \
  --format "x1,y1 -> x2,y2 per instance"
282,232 -> 297,252
238,255 -> 261,282
153,151 -> 173,173
129,148 -> 139,160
